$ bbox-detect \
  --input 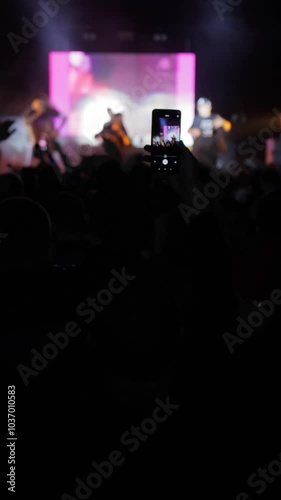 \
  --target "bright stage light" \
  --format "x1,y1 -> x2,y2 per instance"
69,51 -> 91,71
78,95 -> 126,144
